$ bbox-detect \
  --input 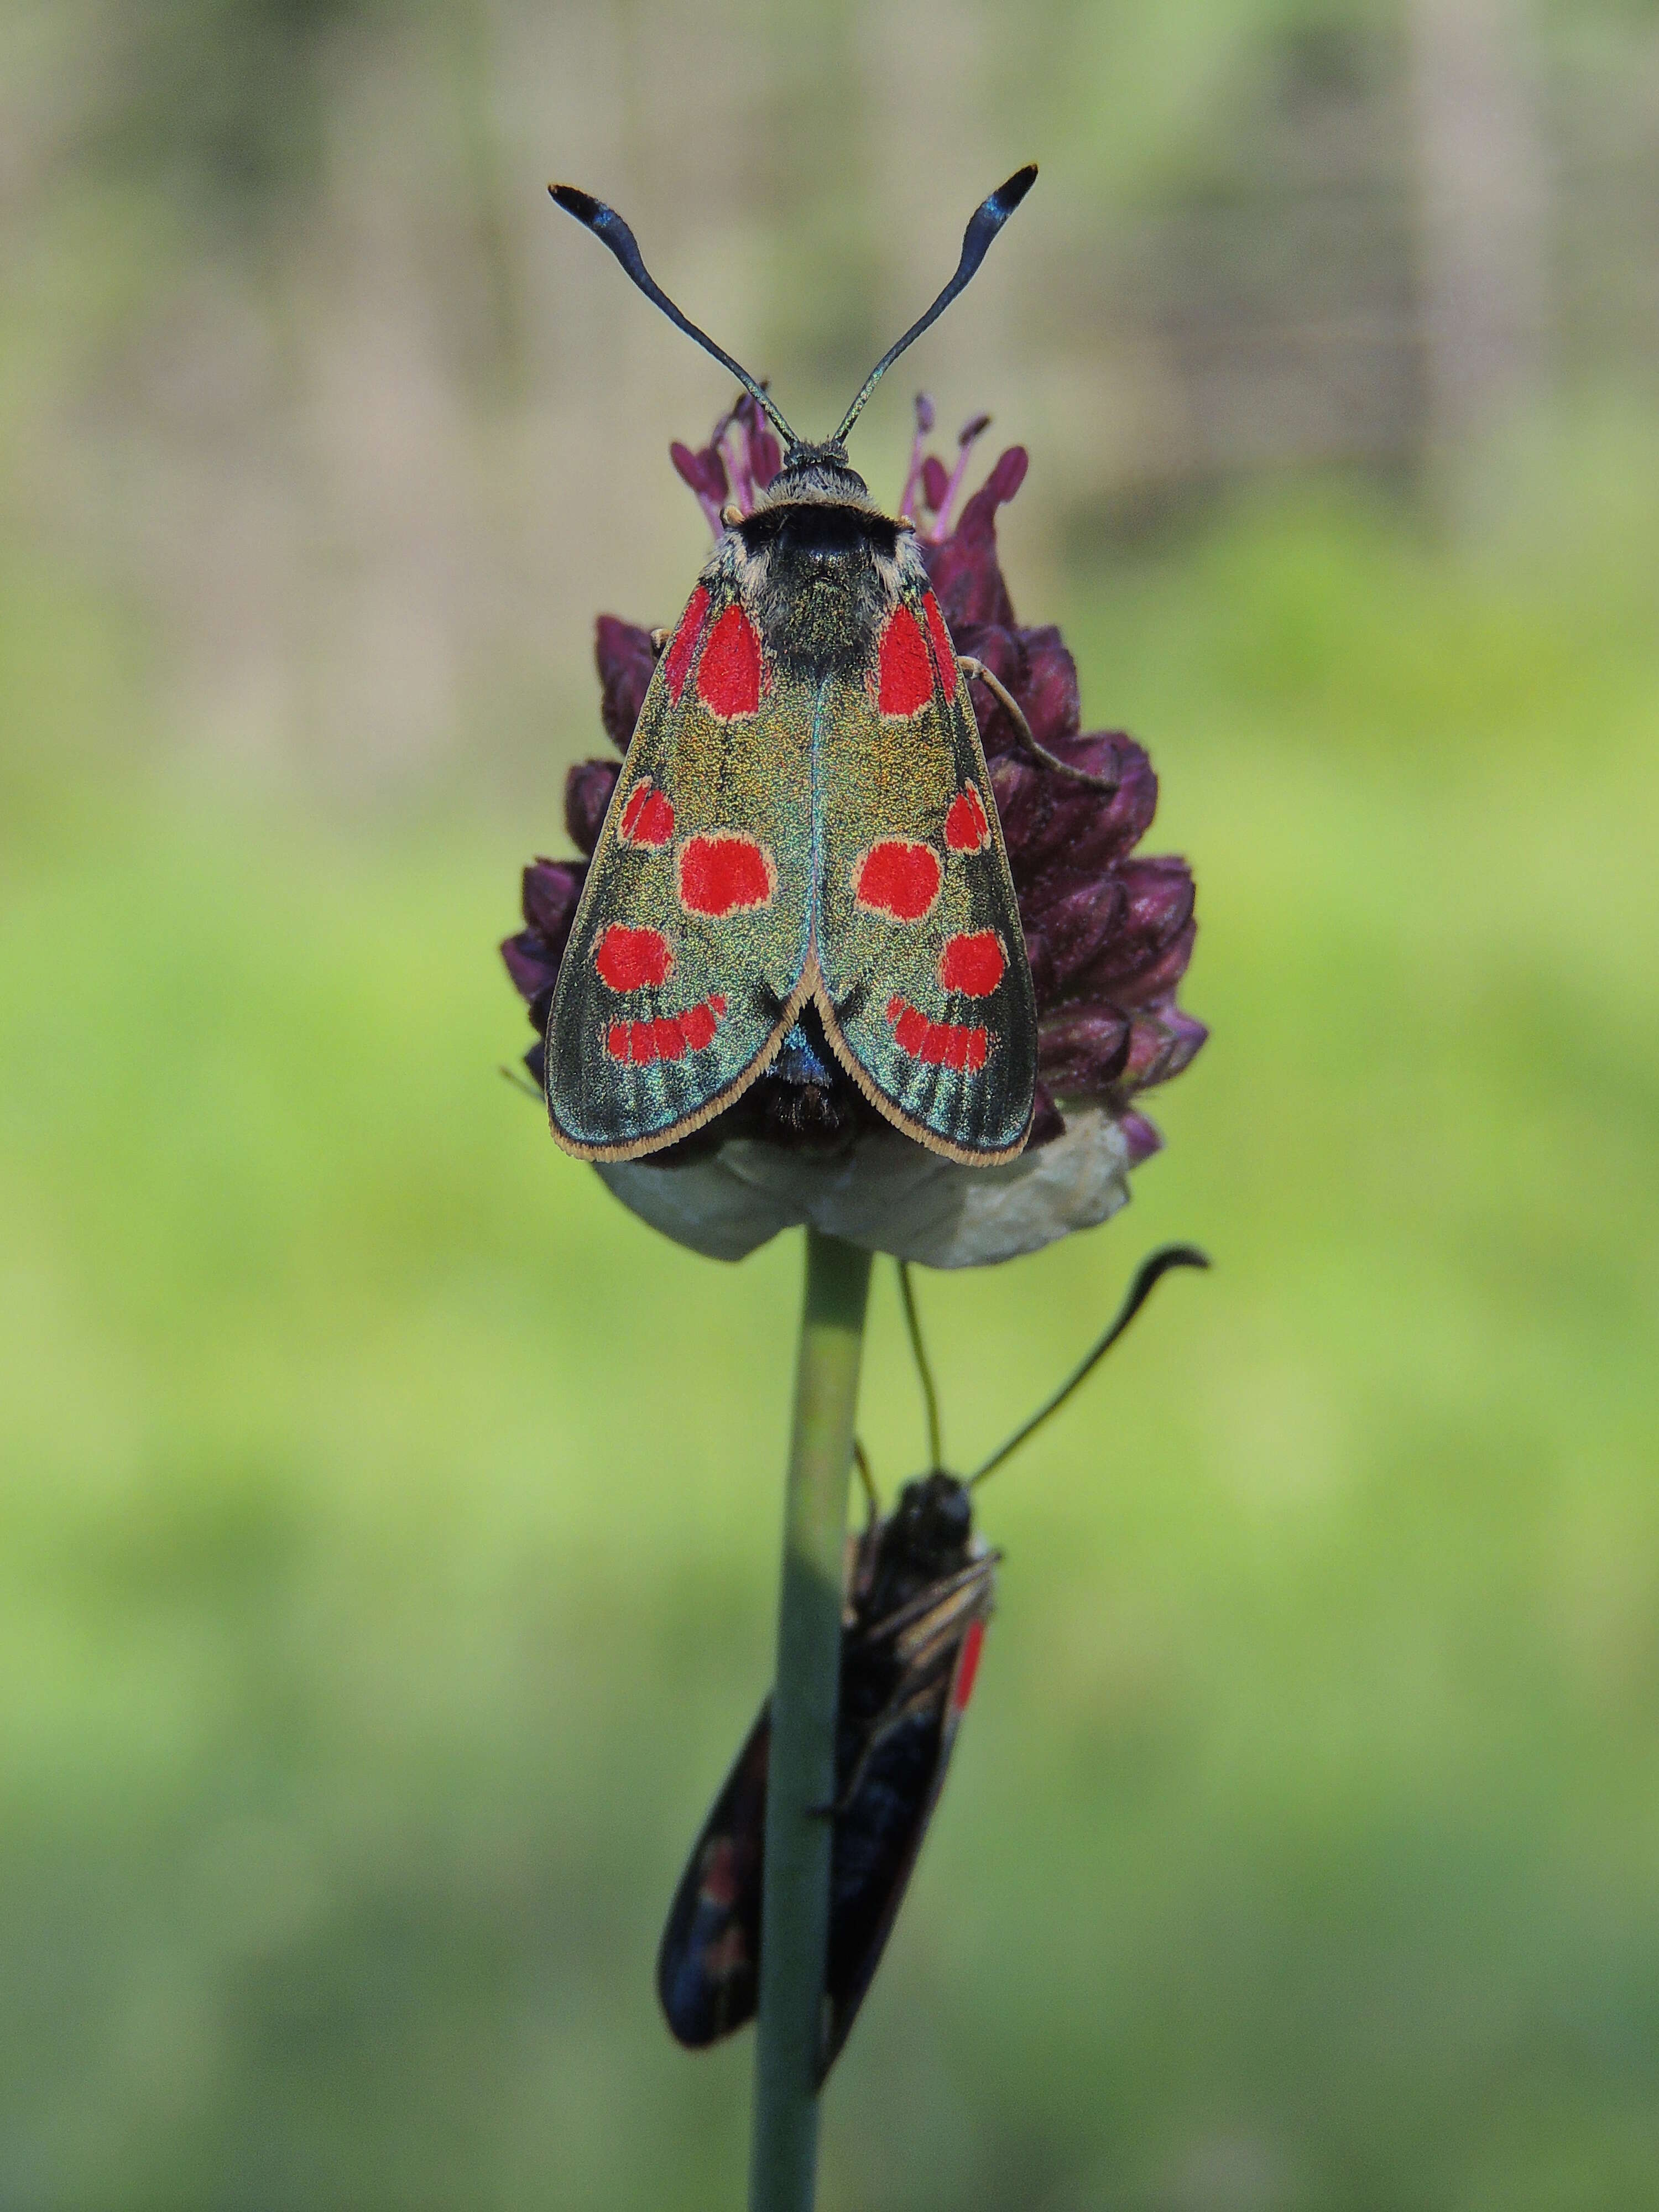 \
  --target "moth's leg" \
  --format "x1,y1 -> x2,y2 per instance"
957,654 -> 1119,793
